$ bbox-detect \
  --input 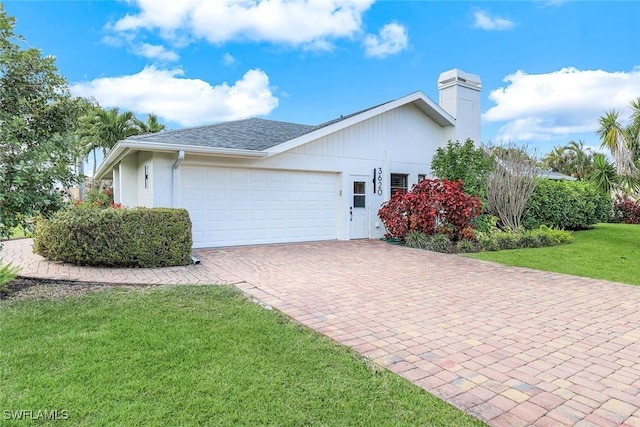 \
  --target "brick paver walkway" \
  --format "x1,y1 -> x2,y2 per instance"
3,238 -> 640,426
